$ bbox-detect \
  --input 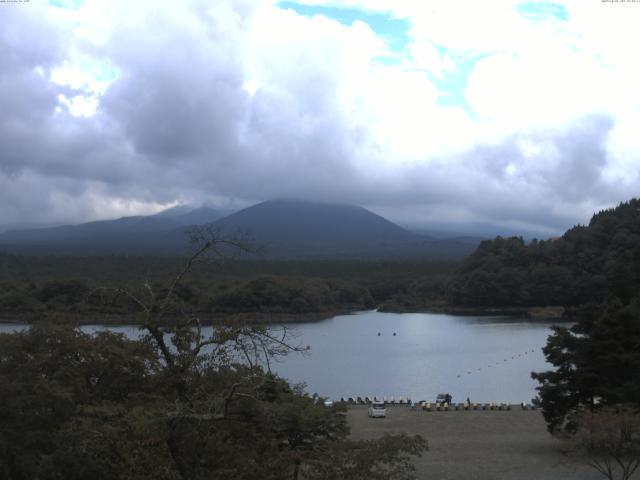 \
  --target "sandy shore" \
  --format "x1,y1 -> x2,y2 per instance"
347,405 -> 603,480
